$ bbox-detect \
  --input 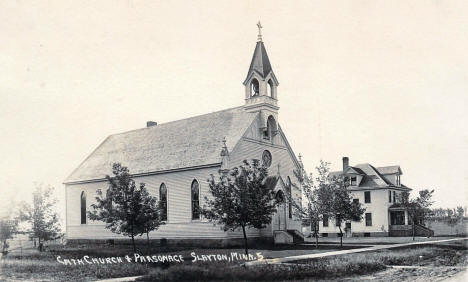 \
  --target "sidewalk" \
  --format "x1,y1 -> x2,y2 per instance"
246,237 -> 468,265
